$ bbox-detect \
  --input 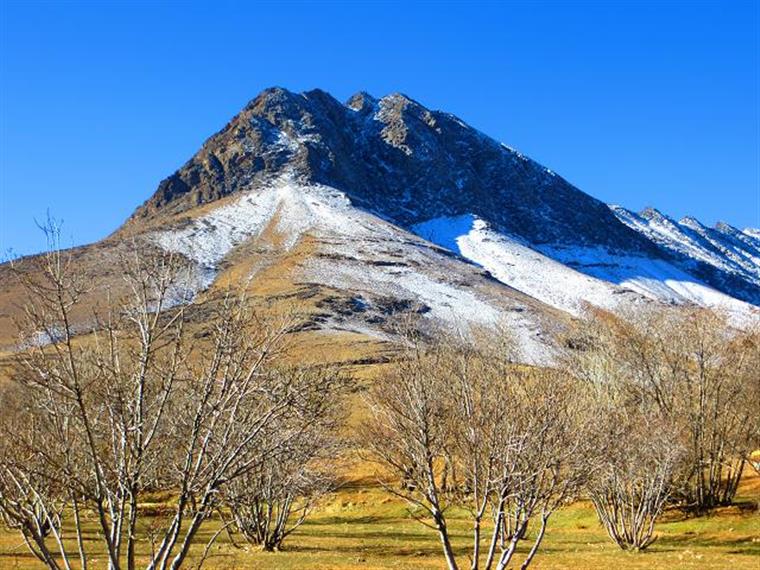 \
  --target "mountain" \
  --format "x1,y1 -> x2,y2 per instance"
1,87 -> 757,361
130,89 -> 647,250
611,206 -> 760,302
